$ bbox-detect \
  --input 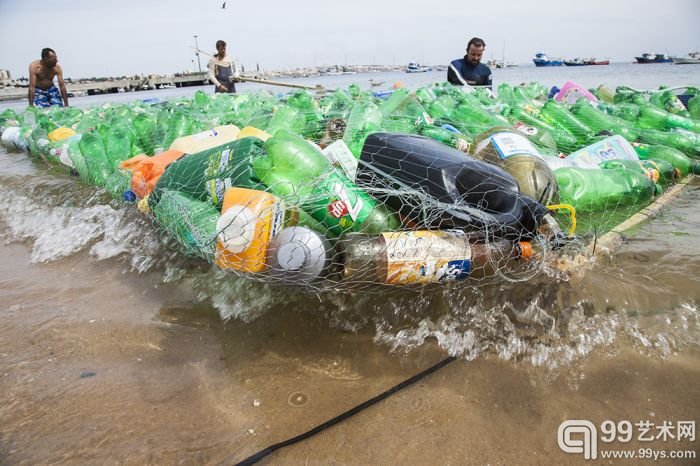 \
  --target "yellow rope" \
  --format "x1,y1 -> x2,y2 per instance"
546,203 -> 577,236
